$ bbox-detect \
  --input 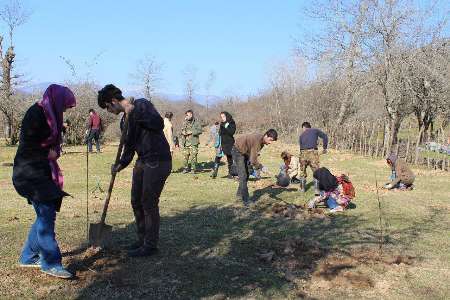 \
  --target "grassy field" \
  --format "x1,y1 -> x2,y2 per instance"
0,142 -> 449,299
